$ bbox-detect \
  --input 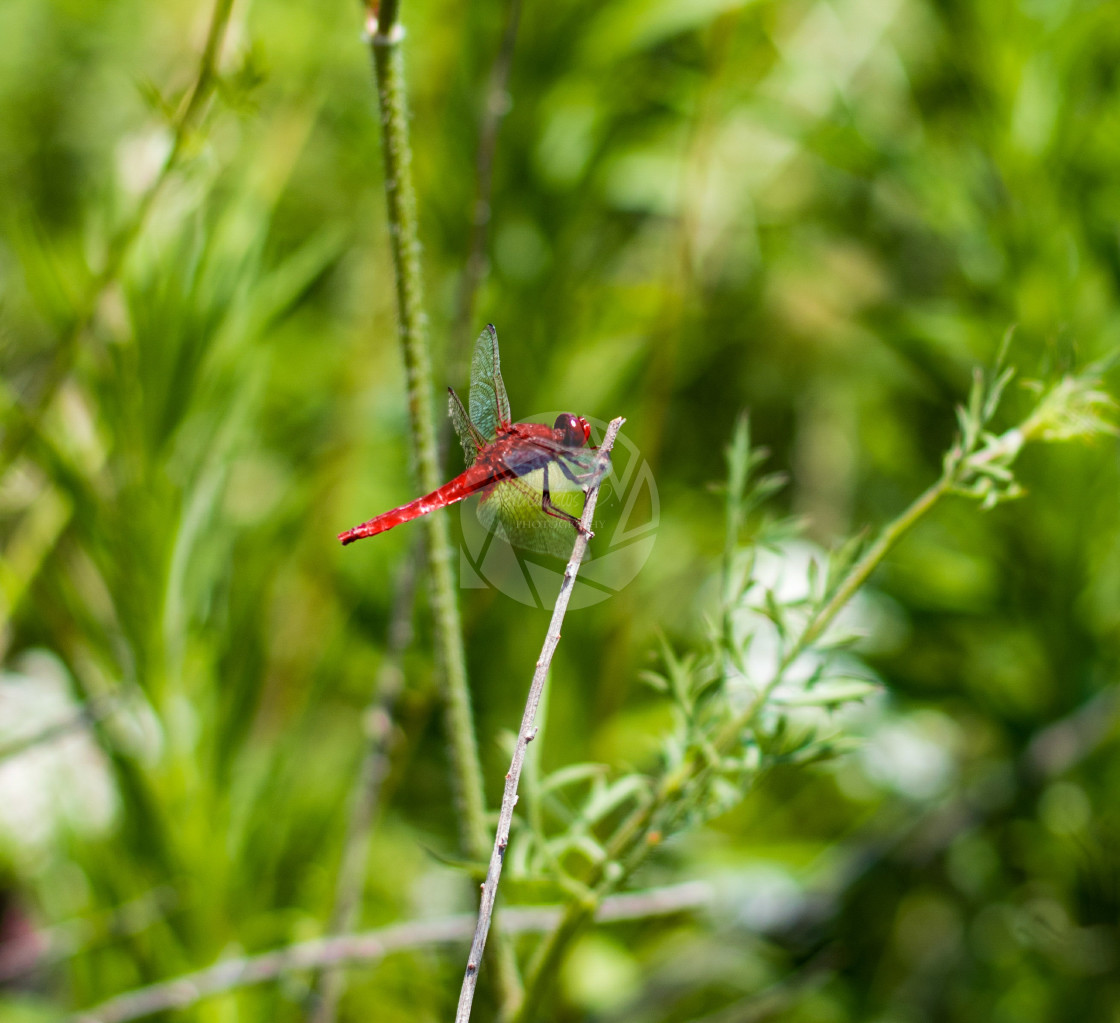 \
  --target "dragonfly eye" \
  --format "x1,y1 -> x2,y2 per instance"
554,413 -> 591,446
